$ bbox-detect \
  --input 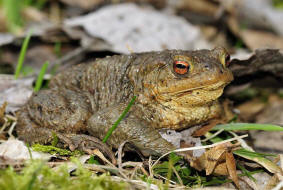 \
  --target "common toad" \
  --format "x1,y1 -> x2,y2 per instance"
16,47 -> 233,156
